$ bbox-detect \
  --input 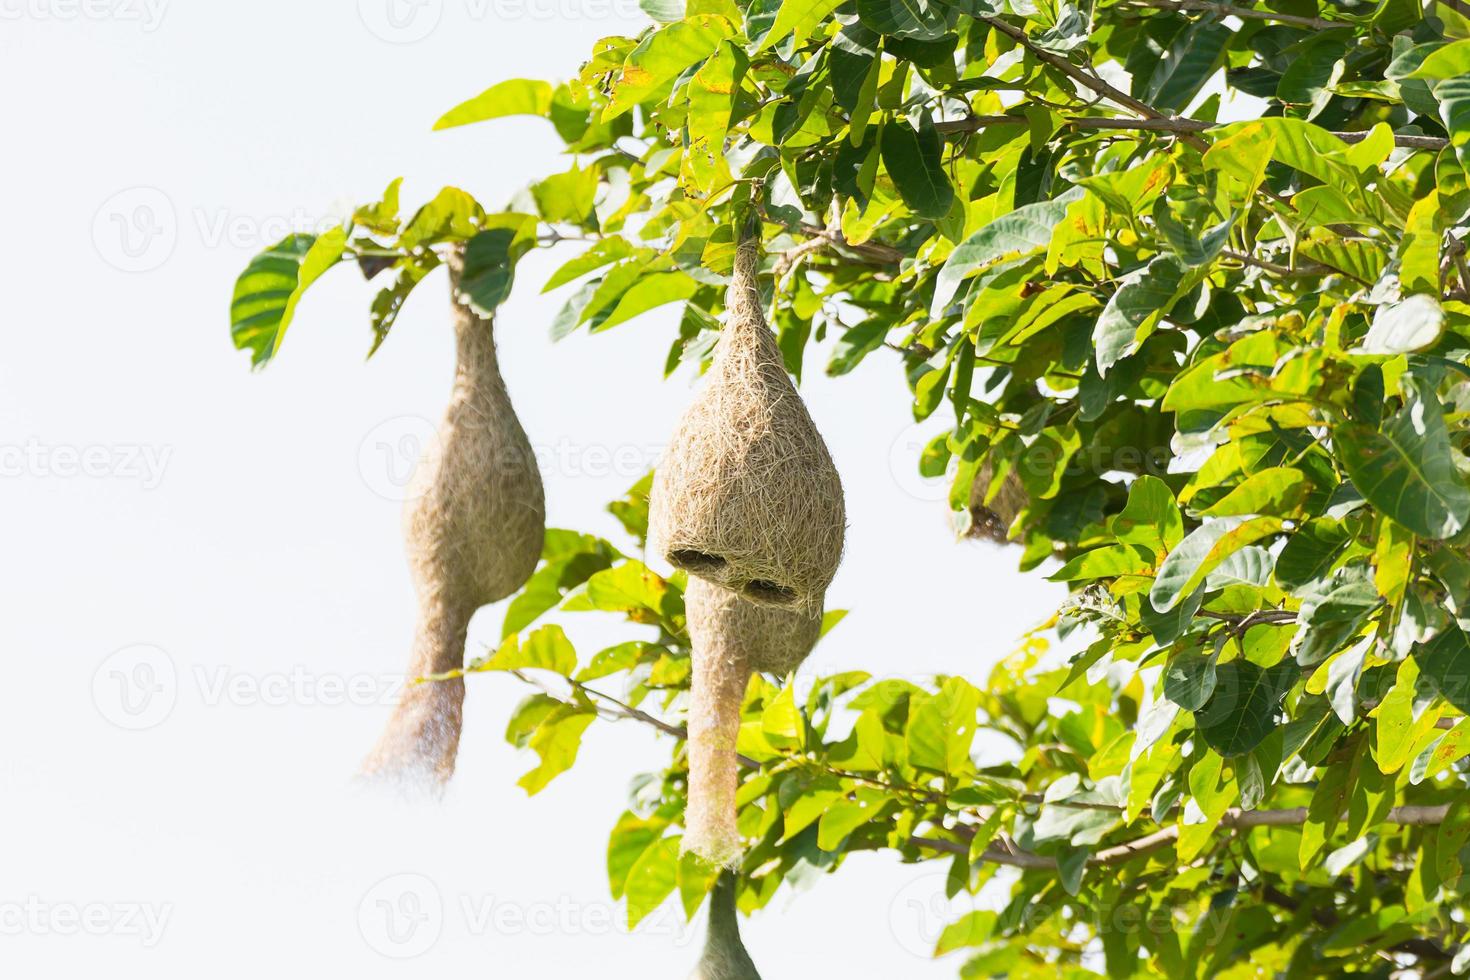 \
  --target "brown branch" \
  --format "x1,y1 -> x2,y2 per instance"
1120,0 -> 1347,30
503,670 -> 1458,883
981,15 -> 1174,125
934,113 -> 1451,151
1262,885 -> 1451,962
913,803 -> 1454,870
